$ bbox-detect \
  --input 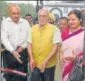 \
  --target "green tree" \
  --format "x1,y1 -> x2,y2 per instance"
1,1 -> 37,18
1,1 -> 9,17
